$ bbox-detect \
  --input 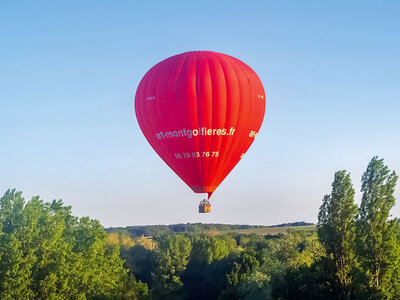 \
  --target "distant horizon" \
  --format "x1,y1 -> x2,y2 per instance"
104,221 -> 315,228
